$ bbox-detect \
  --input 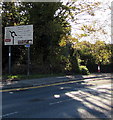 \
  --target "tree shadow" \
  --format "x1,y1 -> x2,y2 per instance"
54,74 -> 112,118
